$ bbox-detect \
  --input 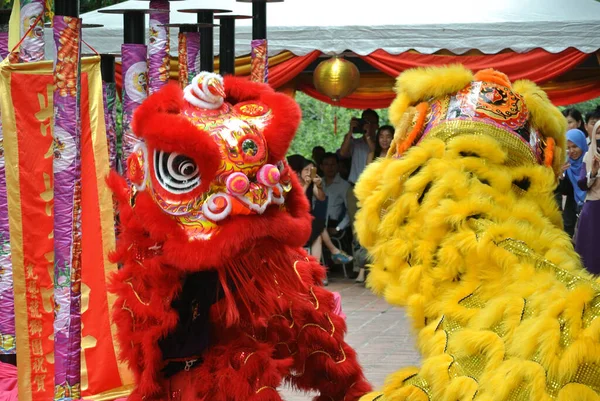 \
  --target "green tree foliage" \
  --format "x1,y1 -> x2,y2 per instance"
560,98 -> 600,115
288,92 -> 389,158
